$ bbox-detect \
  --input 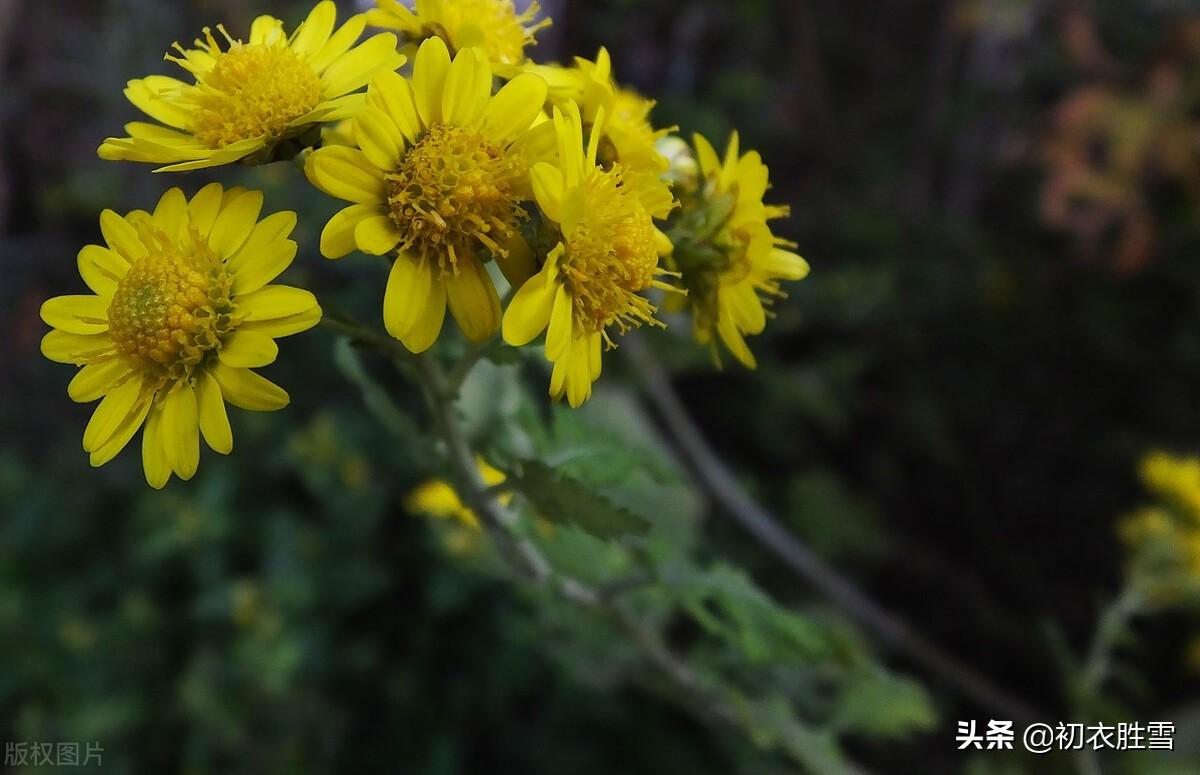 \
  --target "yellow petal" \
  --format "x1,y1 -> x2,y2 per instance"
727,283 -> 766,335
530,162 -> 564,224
228,210 -> 298,274
401,276 -> 447,353
441,48 -> 491,127
320,32 -> 402,98
589,331 -> 602,381
482,73 -> 548,143
249,15 -> 285,45
209,189 -> 264,258
239,286 -> 320,321
320,203 -> 383,259
369,70 -> 422,143
41,330 -> 115,364
717,307 -> 757,369
545,284 -> 574,361
383,255 -> 431,340
445,259 -> 501,343
151,188 -> 189,240
212,362 -> 290,411
241,306 -> 323,339
42,295 -> 109,335
89,391 -> 152,468
142,405 -> 171,489
763,248 -> 810,281
231,240 -> 297,296
68,359 -> 128,403
494,233 -> 537,289
188,182 -> 225,236
291,0 -> 336,58
502,268 -> 556,346
123,76 -> 191,129
566,341 -> 592,408
693,133 -> 721,181
413,36 -> 451,126
196,370 -> 233,455
83,373 -> 145,452
219,330 -> 279,368
161,384 -> 199,480
305,146 -> 386,204
77,245 -> 127,296
309,14 -> 367,73
355,214 -> 404,255
99,209 -> 148,261
354,105 -> 405,170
